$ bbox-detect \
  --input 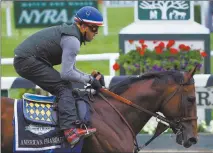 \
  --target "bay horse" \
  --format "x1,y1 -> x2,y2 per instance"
1,68 -> 198,153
